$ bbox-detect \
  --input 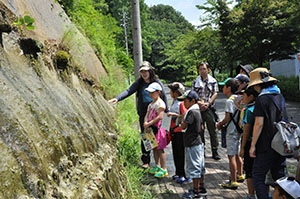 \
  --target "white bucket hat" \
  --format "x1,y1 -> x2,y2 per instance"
276,177 -> 300,198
